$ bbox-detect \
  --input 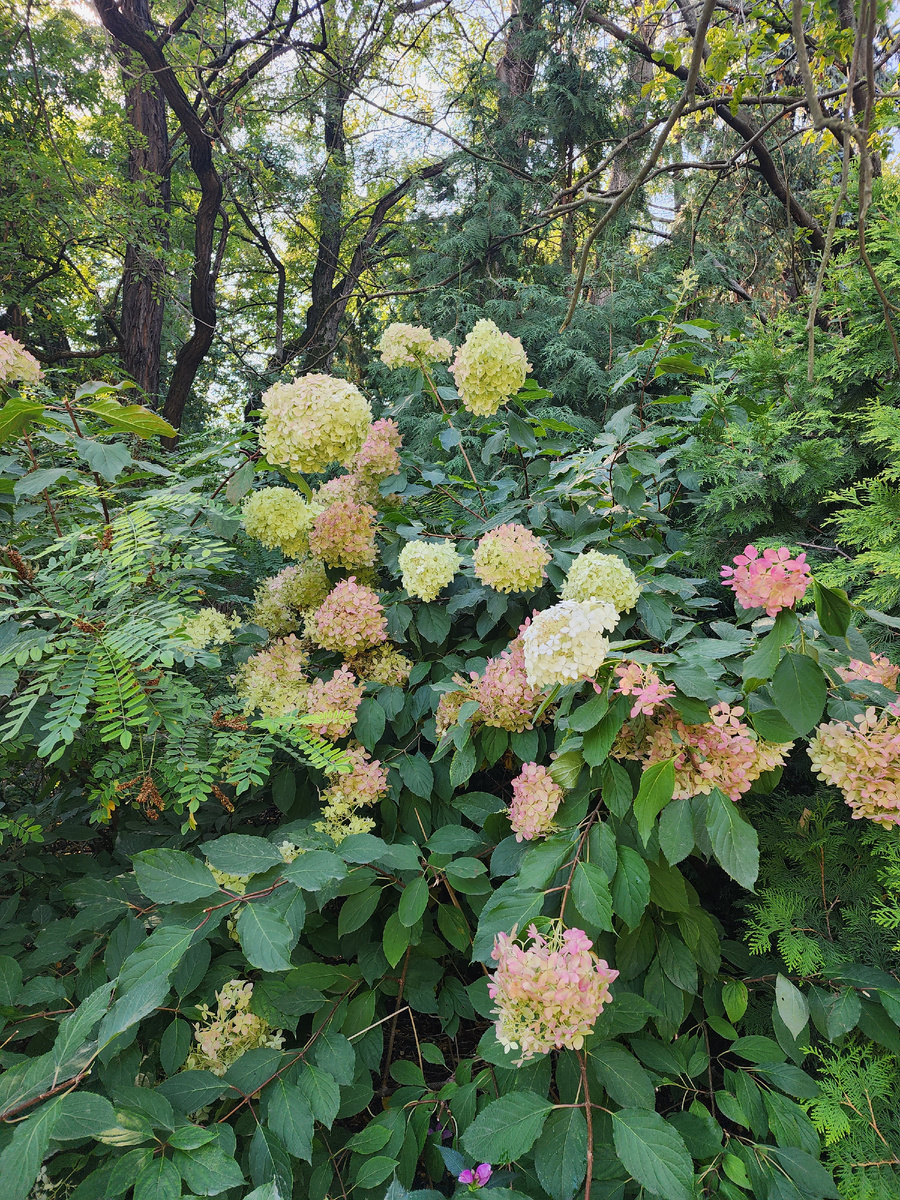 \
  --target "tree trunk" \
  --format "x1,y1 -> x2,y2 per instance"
117,0 -> 170,405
